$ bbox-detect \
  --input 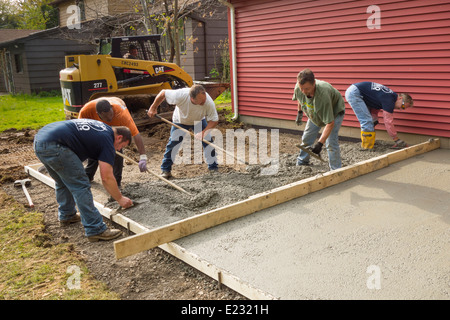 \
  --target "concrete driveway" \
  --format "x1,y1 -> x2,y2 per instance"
175,148 -> 450,299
